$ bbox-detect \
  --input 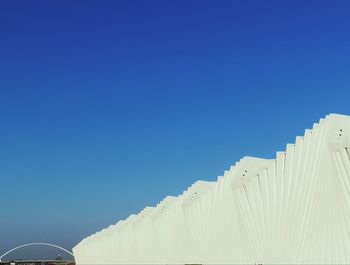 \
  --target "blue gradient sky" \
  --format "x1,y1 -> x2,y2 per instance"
1,0 -> 350,259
